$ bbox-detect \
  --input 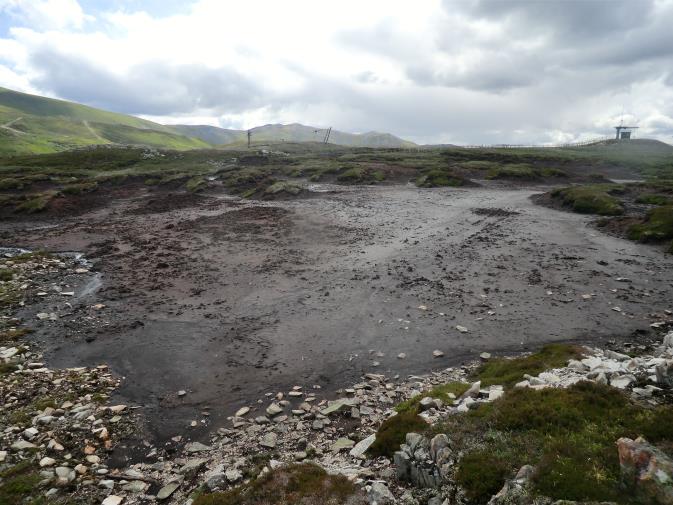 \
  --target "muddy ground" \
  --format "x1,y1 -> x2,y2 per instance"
3,183 -> 673,449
